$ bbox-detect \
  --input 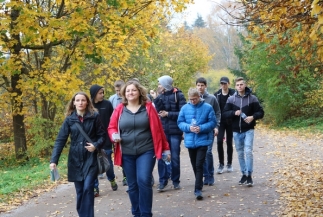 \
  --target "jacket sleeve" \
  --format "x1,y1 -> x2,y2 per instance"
177,106 -> 191,133
168,92 -> 186,120
108,105 -> 121,141
222,97 -> 236,119
252,97 -> 264,120
199,108 -> 217,133
50,119 -> 70,165
212,98 -> 221,128
153,95 -> 165,112
93,115 -> 106,150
